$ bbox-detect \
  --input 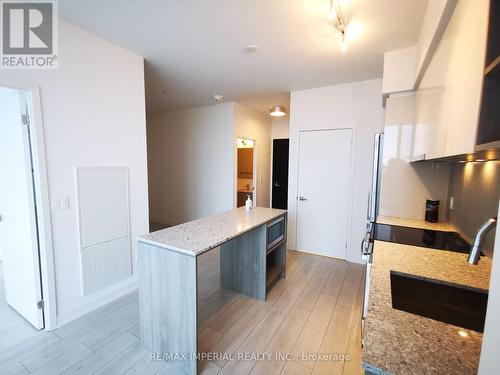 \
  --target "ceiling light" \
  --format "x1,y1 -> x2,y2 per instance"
328,0 -> 349,52
459,160 -> 467,163
244,45 -> 259,53
269,105 -> 286,117
476,159 -> 486,162
213,94 -> 223,103
340,31 -> 348,53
